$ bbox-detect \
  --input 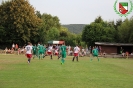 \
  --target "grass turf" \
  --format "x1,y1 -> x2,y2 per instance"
0,54 -> 133,88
